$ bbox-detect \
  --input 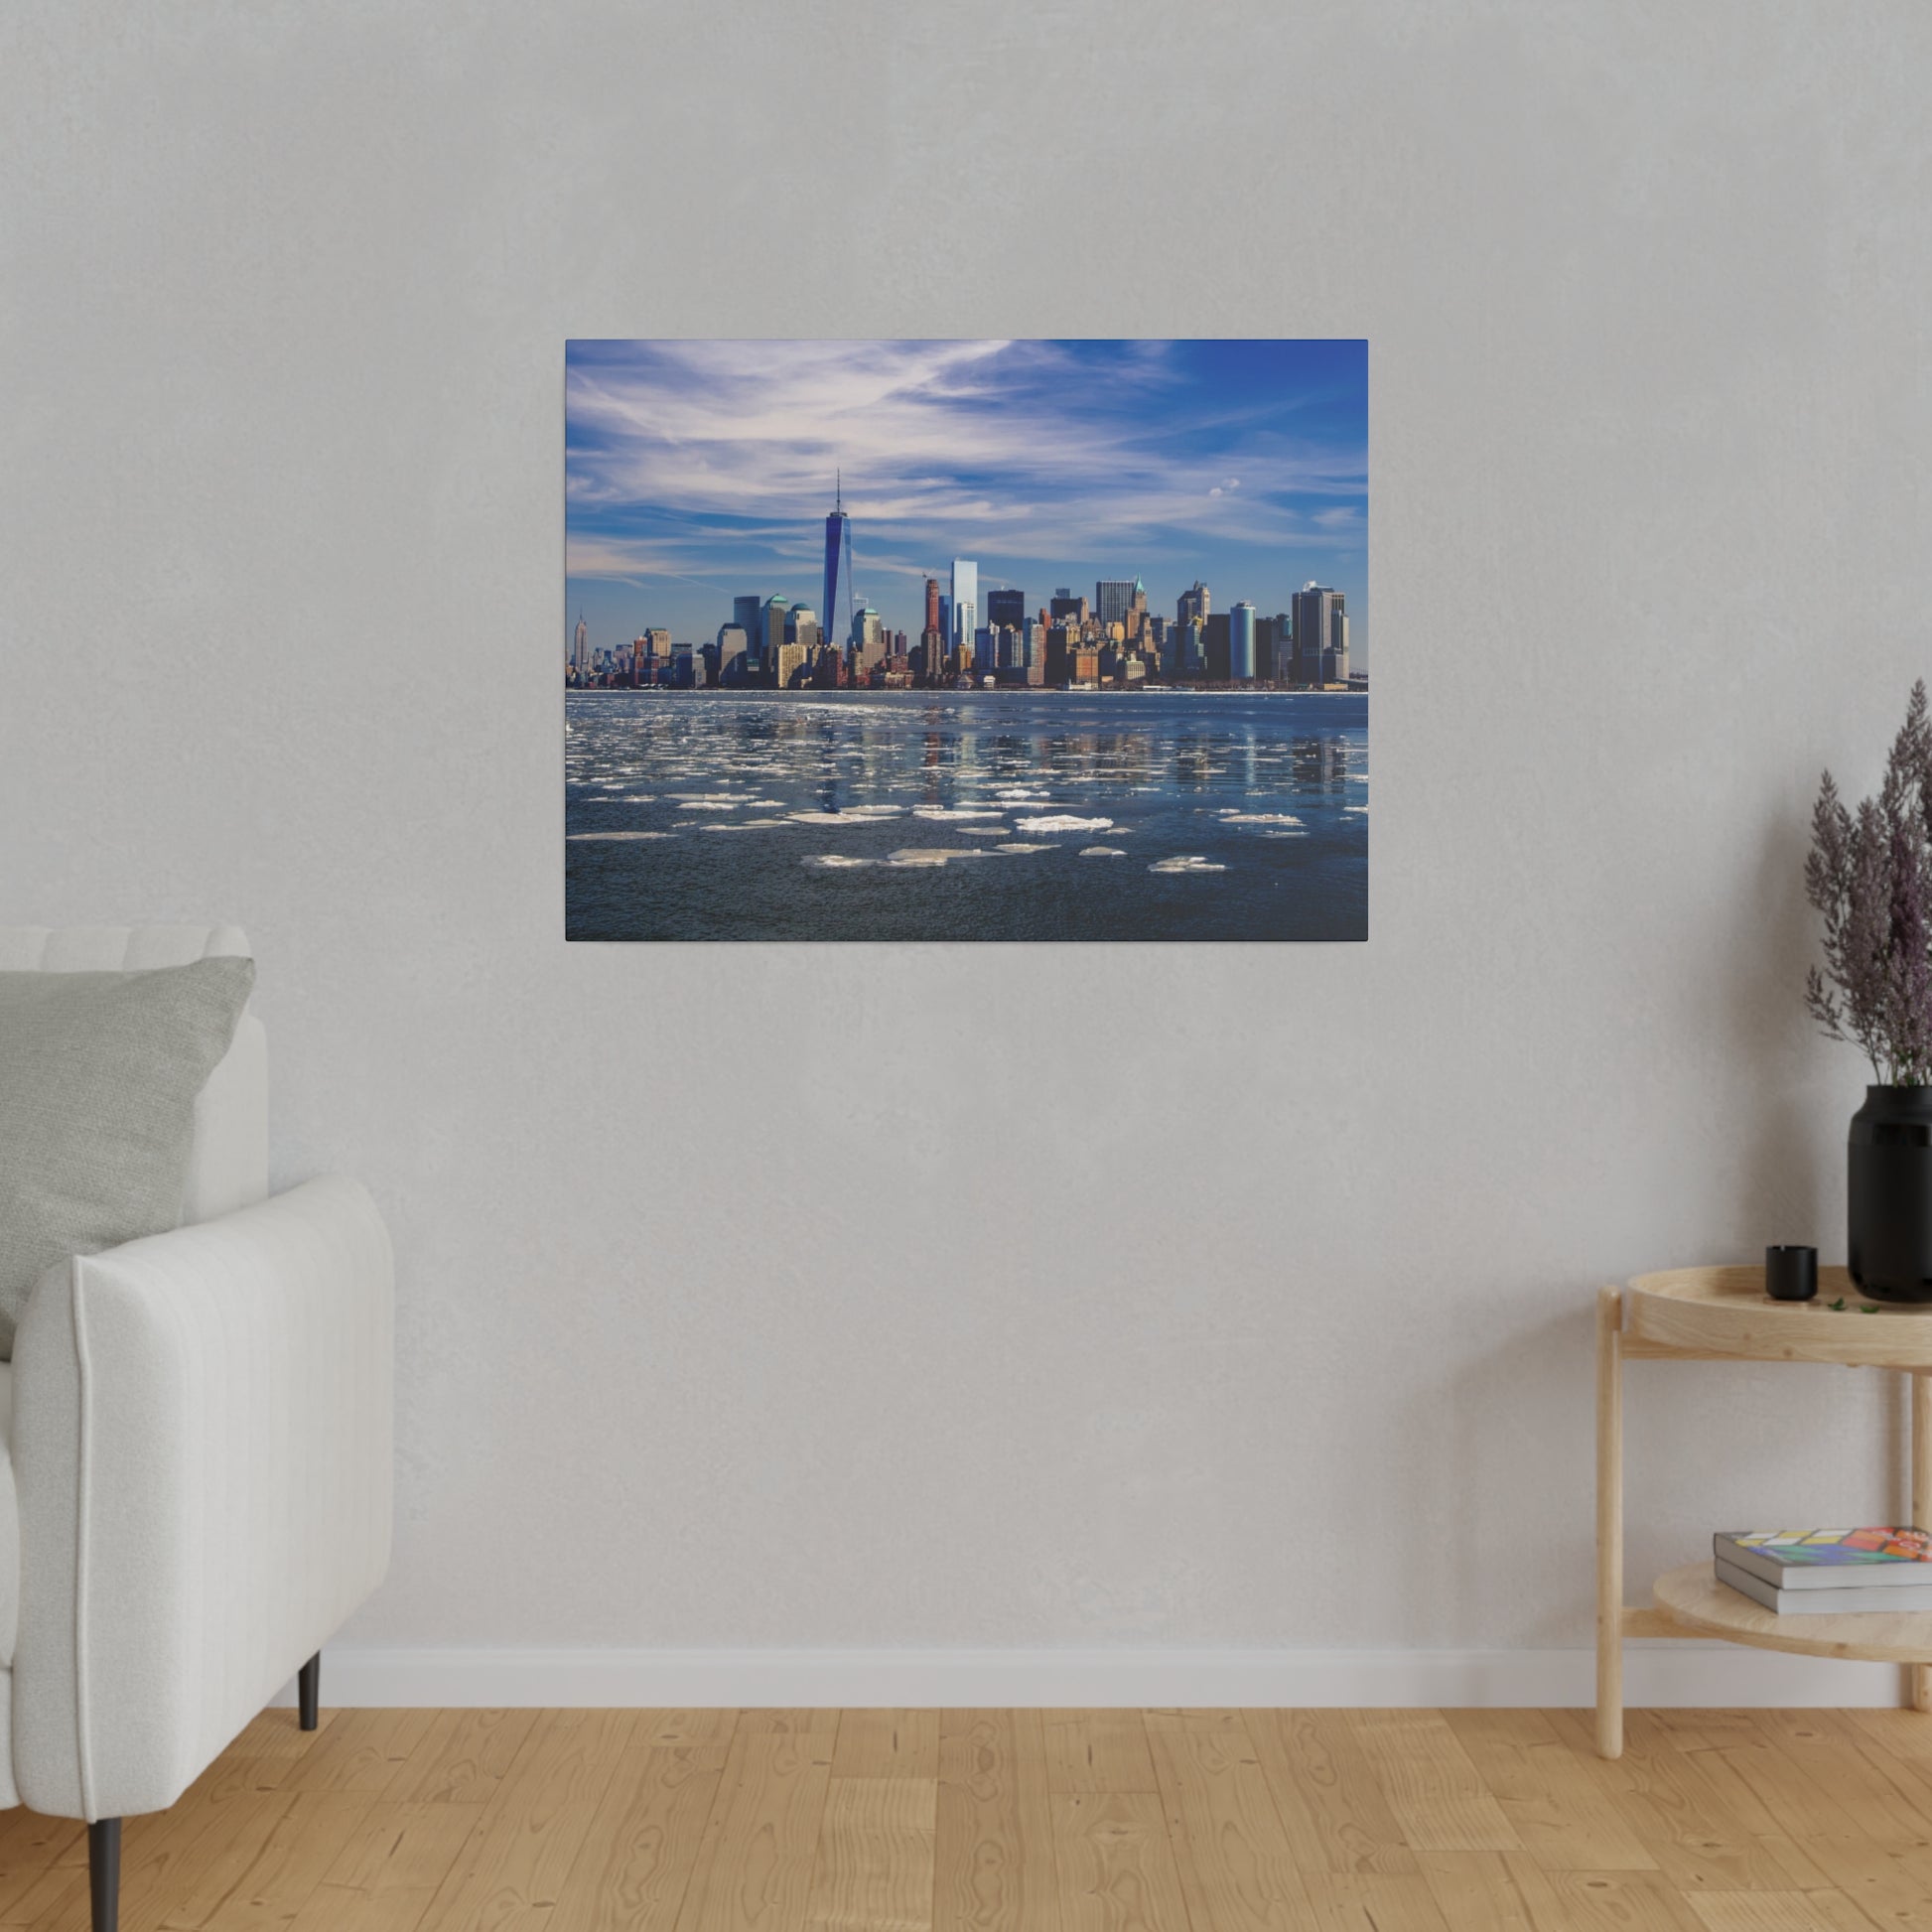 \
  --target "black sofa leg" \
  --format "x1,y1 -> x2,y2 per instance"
84,1657 -> 317,1930
298,1652 -> 321,1731
89,1818 -> 120,1932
